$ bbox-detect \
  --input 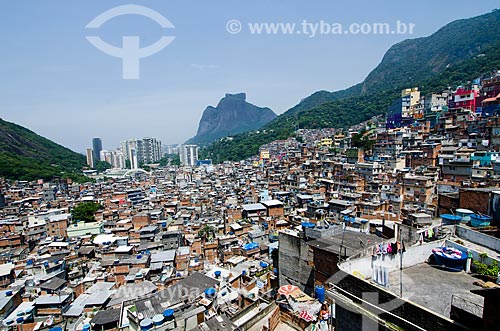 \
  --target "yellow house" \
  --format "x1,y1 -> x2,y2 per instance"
319,137 -> 333,147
